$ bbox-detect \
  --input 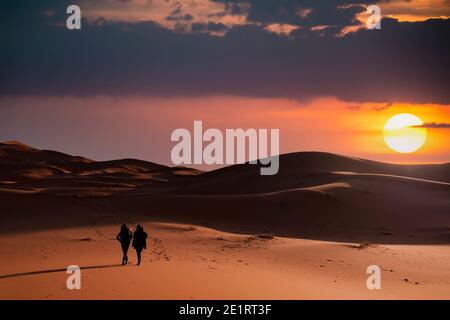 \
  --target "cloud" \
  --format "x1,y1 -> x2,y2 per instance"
346,104 -> 362,111
414,122 -> 450,128
381,0 -> 450,21
214,0 -> 371,31
191,22 -> 228,32
166,5 -> 194,22
0,1 -> 449,104
371,103 -> 393,112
